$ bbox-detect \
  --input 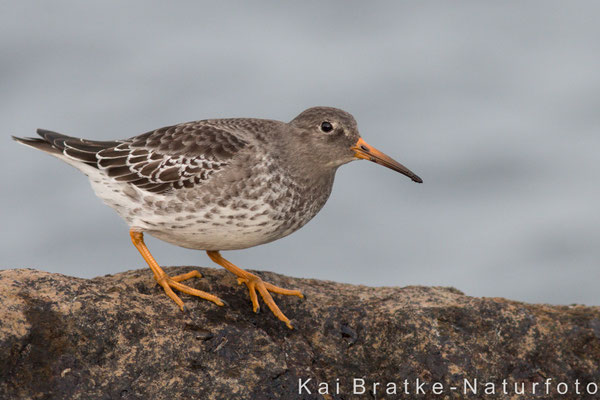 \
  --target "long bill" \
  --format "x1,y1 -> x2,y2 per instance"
351,138 -> 423,183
